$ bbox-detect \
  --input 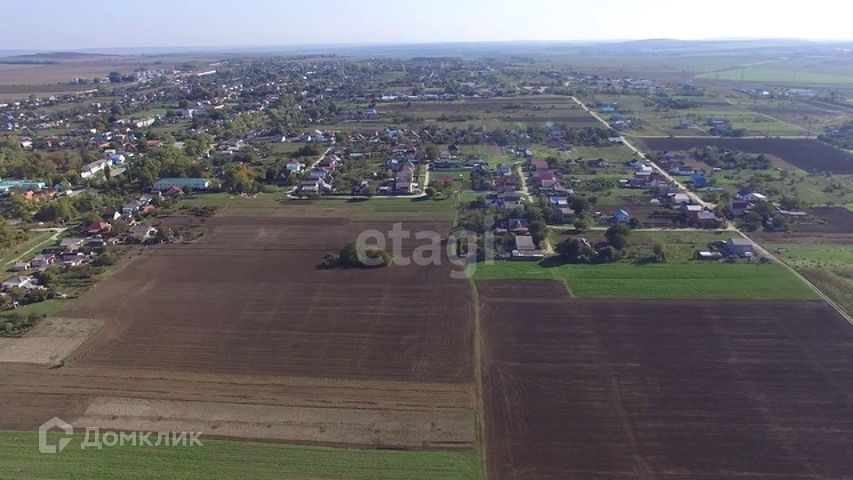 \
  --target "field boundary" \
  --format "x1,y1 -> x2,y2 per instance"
467,277 -> 487,480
